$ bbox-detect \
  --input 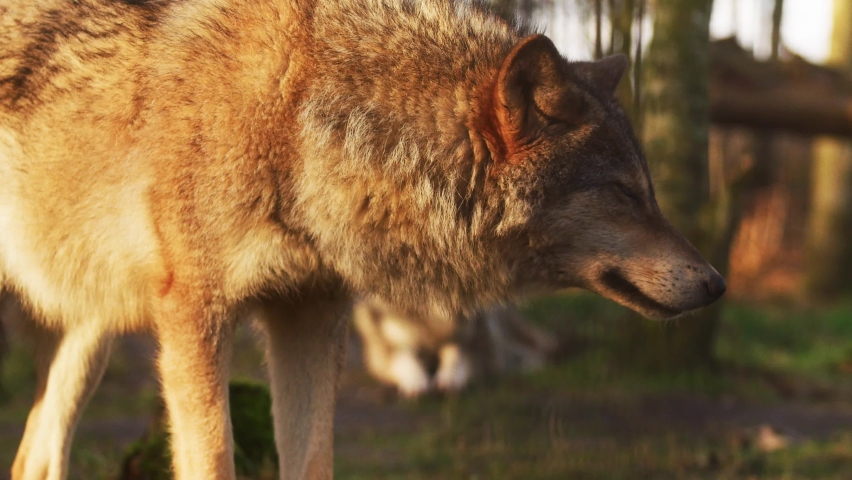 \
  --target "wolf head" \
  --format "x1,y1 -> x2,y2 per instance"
298,8 -> 723,320
481,35 -> 725,319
